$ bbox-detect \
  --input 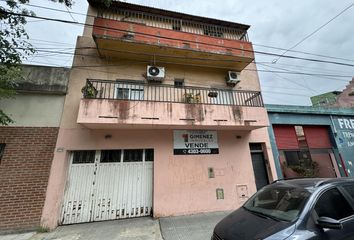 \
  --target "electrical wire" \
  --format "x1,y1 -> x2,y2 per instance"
21,48 -> 352,80
272,2 -> 354,63
2,9 -> 354,68
8,0 -> 354,64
